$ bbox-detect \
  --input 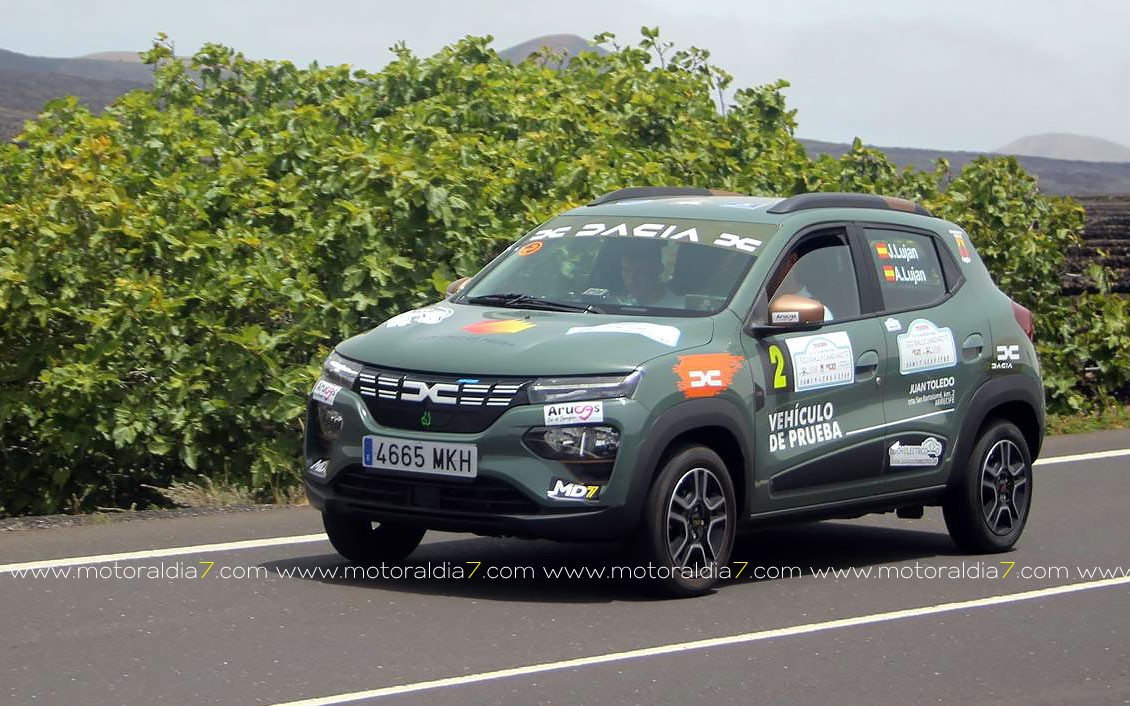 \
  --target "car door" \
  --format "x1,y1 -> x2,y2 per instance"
857,223 -> 986,491
743,226 -> 890,512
